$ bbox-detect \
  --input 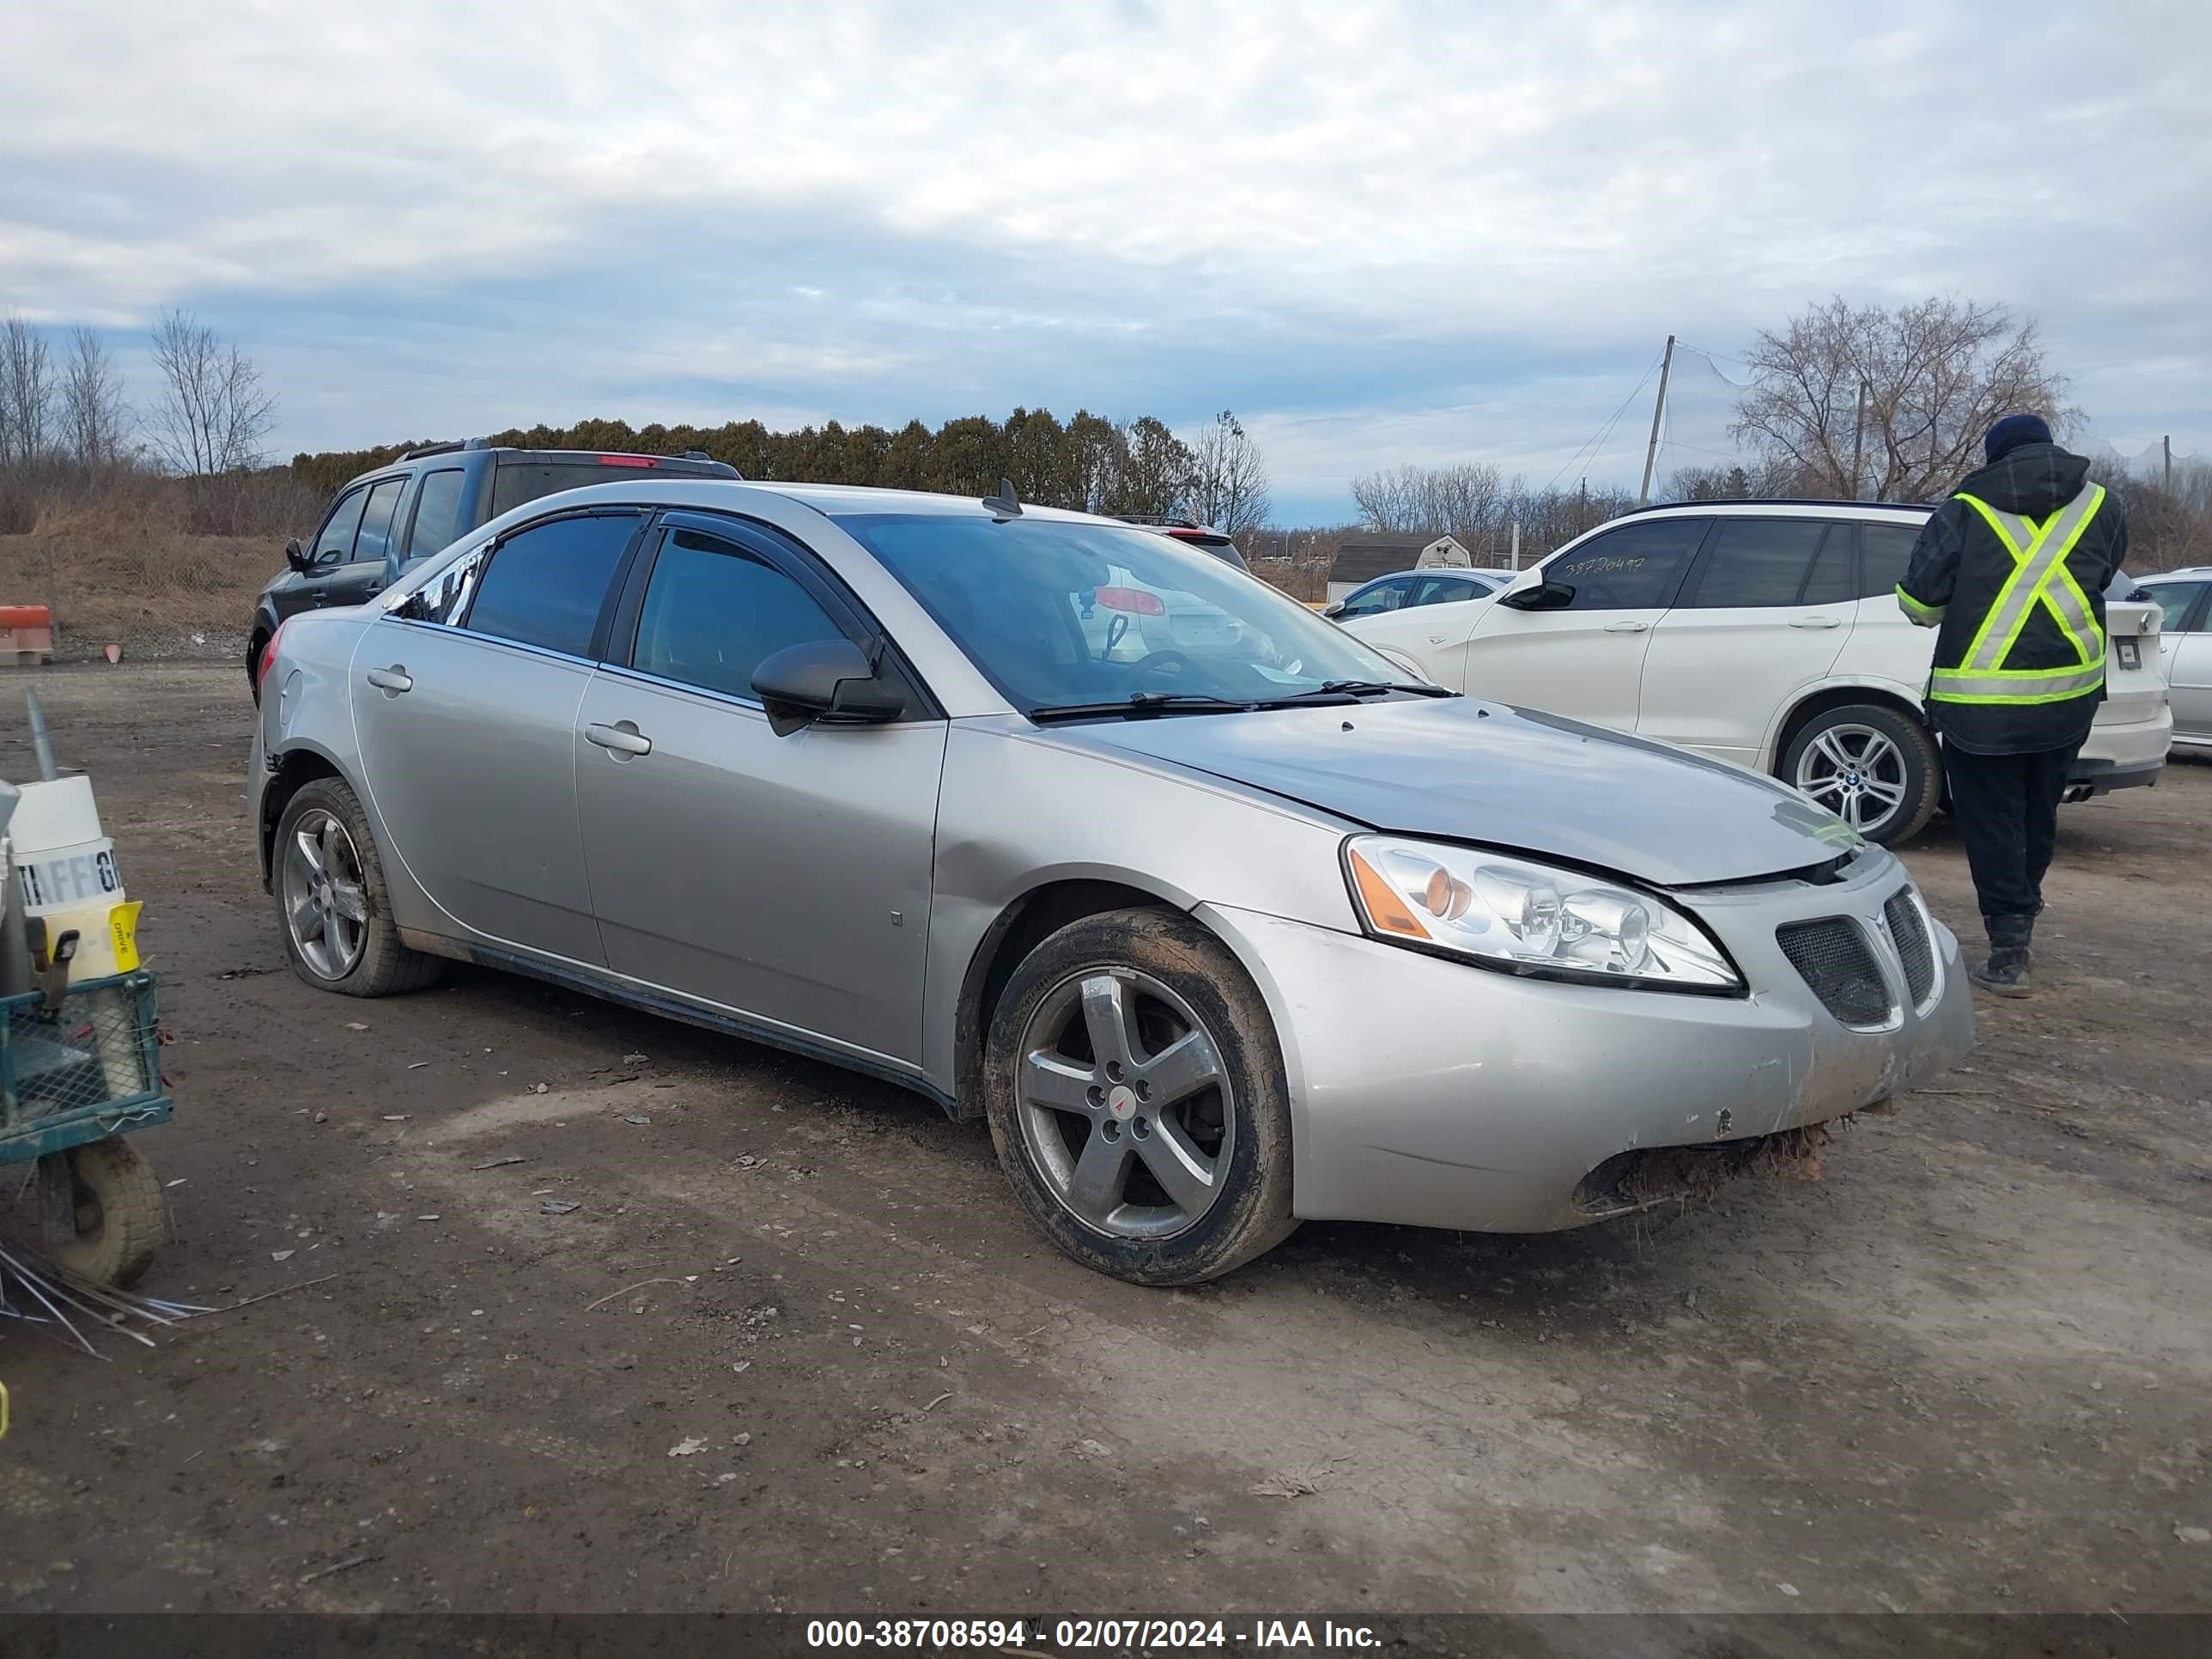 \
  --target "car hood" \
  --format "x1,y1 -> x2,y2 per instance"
1048,696 -> 1860,887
